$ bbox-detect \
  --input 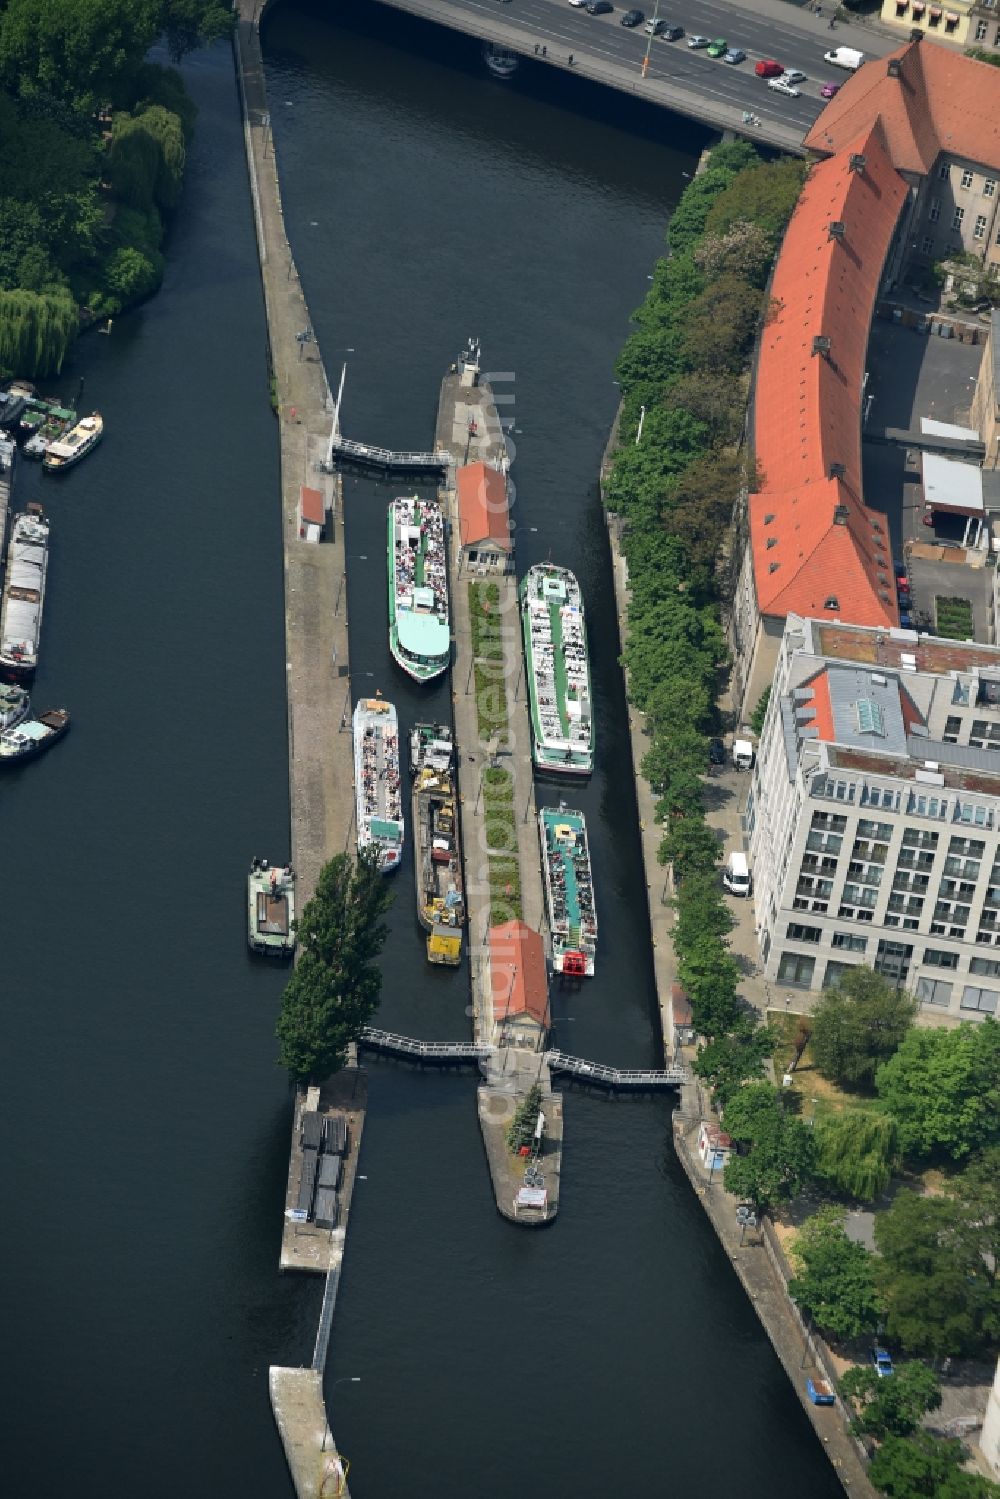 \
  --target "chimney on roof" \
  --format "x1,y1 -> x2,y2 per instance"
849,153 -> 867,174
888,59 -> 901,78
829,221 -> 846,241
812,335 -> 832,358
833,504 -> 850,526
909,28 -> 922,42
829,462 -> 846,479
